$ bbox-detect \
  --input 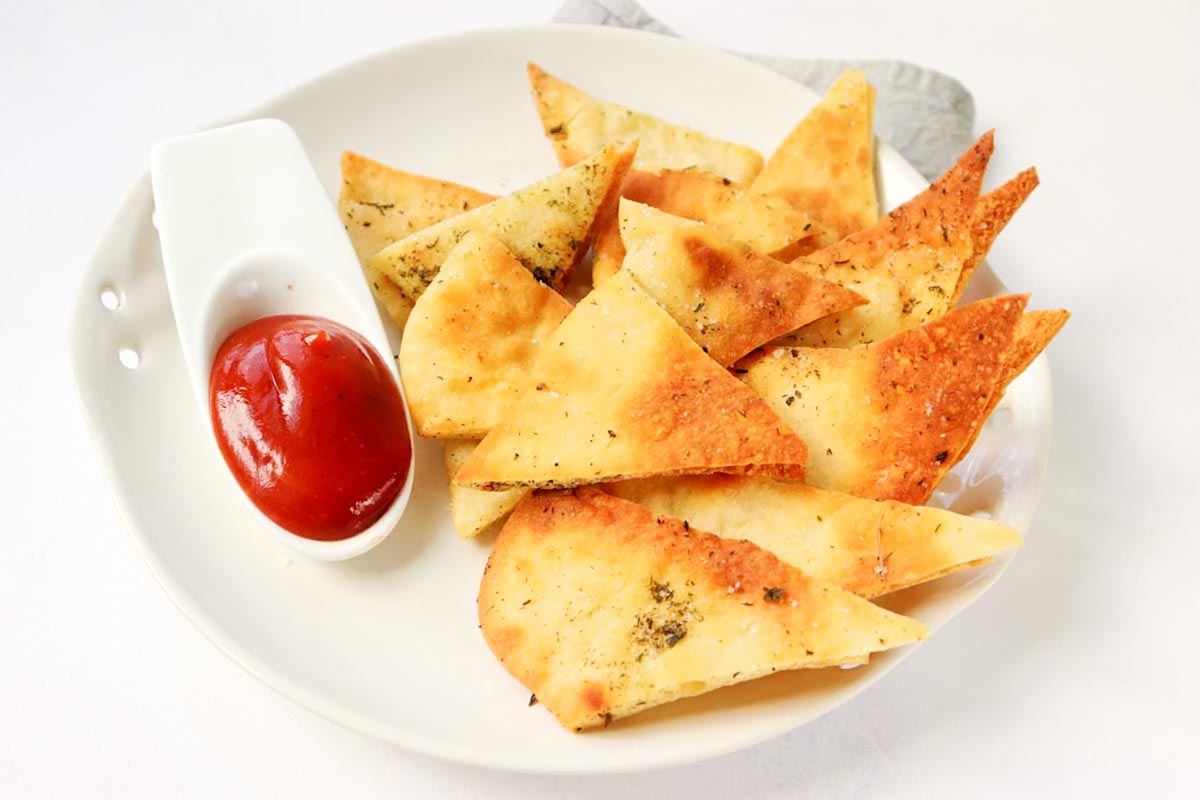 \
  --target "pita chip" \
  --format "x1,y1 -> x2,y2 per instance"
454,271 -> 808,490
607,474 -> 1022,598
950,308 -> 1069,466
749,69 -> 878,241
479,488 -> 926,730
592,169 -> 831,285
953,167 -> 1041,301
1000,309 -> 1070,387
527,63 -> 763,183
739,294 -> 1027,504
398,231 -> 572,438
368,141 -> 635,325
781,132 -> 995,348
338,152 -> 496,330
617,200 -> 865,366
338,150 -> 496,263
443,440 -> 528,538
